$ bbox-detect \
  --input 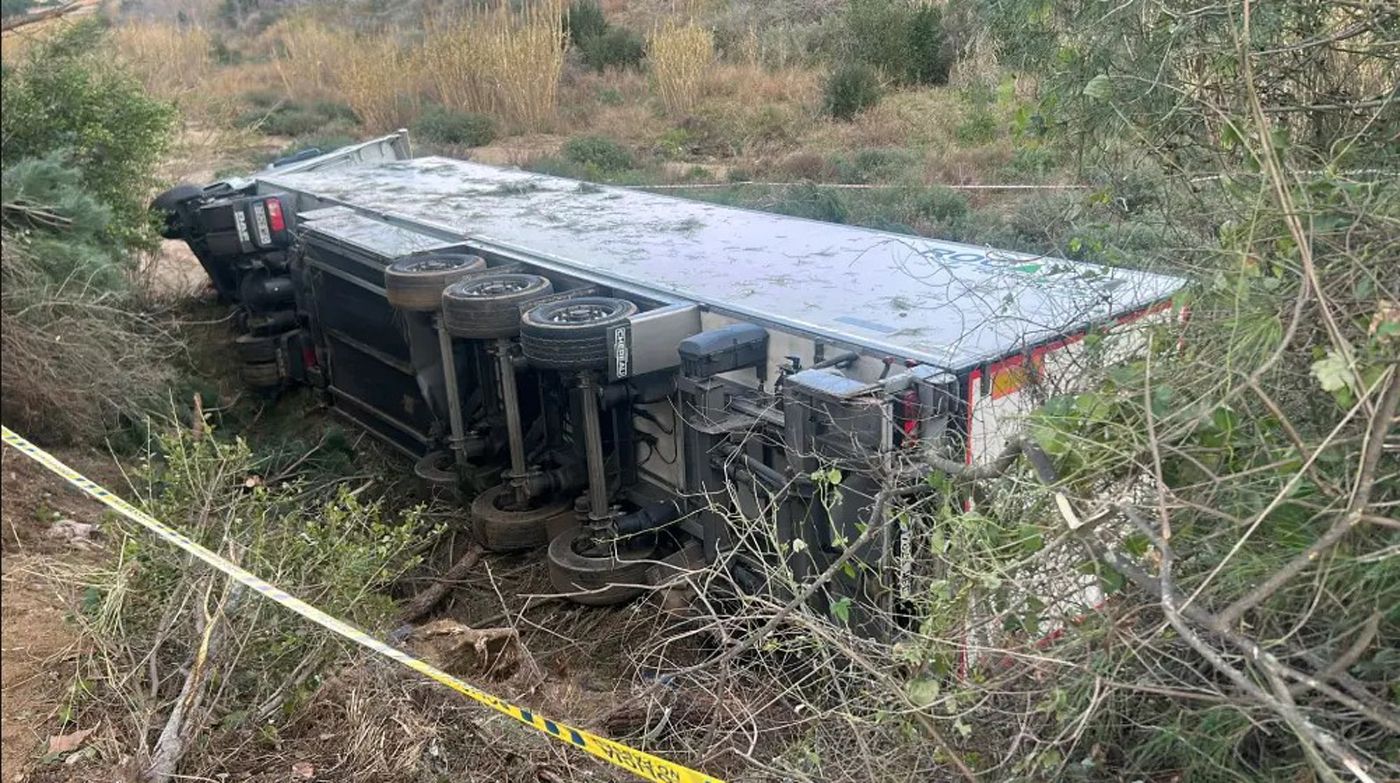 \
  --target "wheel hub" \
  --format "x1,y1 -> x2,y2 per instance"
466,278 -> 533,296
547,303 -> 616,324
